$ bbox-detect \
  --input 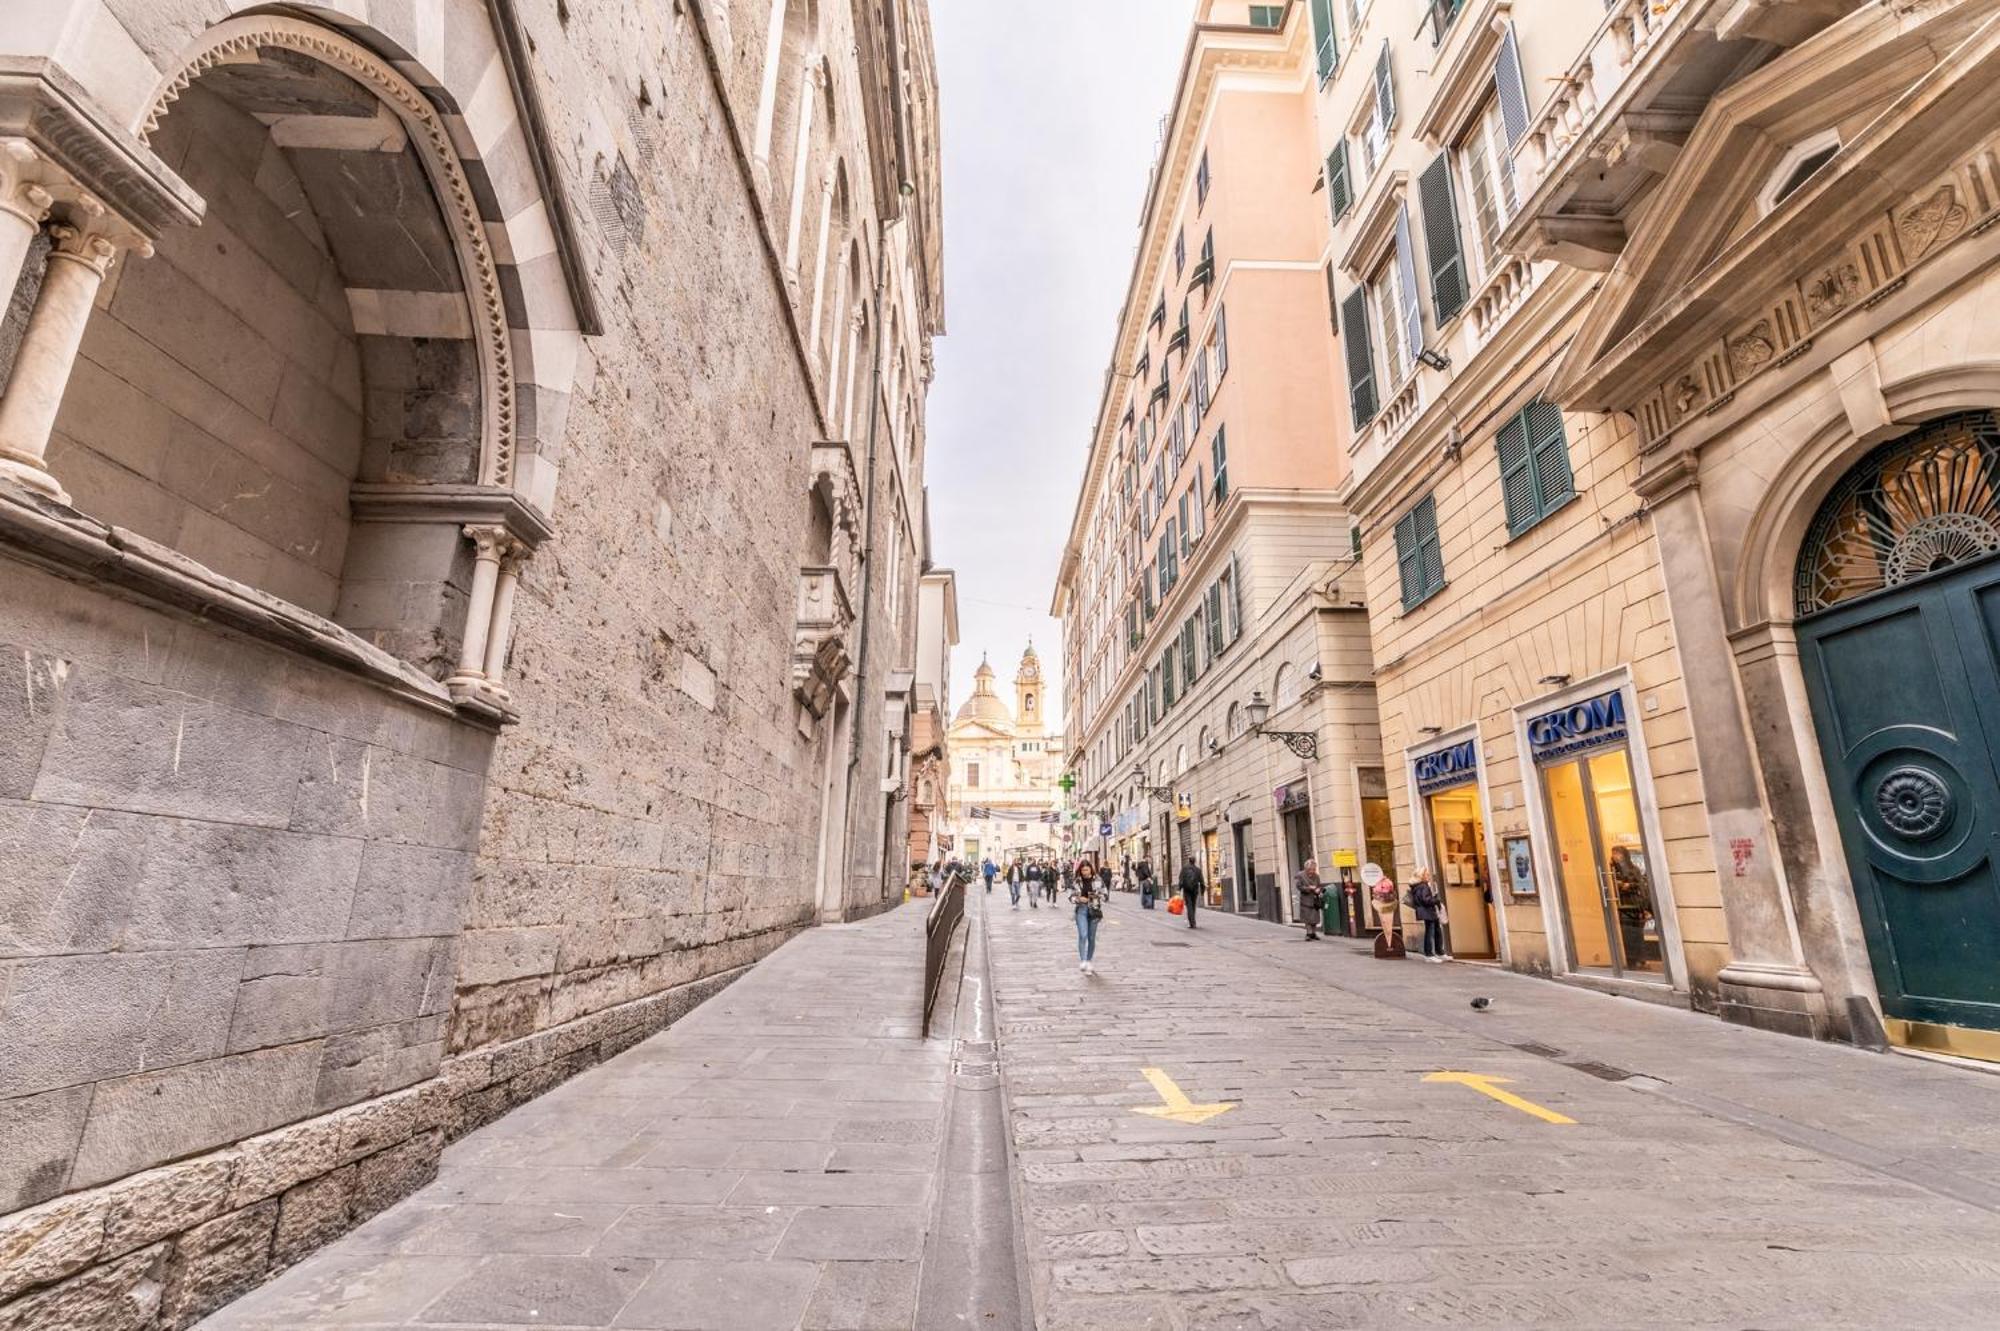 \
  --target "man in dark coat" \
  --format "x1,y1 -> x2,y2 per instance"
1176,857 -> 1203,929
